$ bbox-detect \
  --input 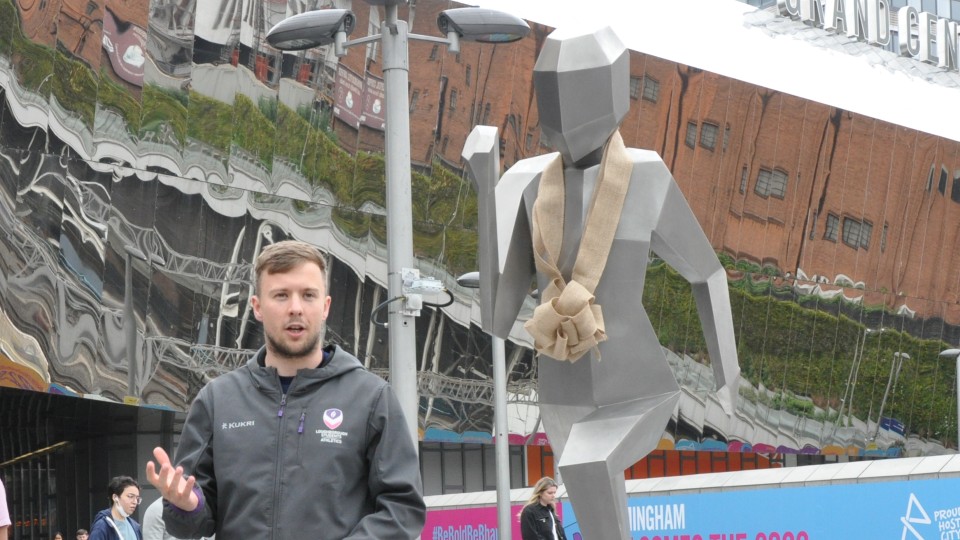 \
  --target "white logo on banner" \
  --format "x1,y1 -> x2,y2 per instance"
902,493 -> 931,540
